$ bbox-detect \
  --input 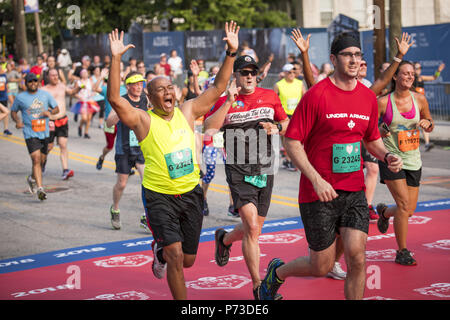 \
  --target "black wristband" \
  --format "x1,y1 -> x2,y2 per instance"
384,152 -> 392,164
226,50 -> 237,57
277,123 -> 282,132
426,119 -> 433,129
